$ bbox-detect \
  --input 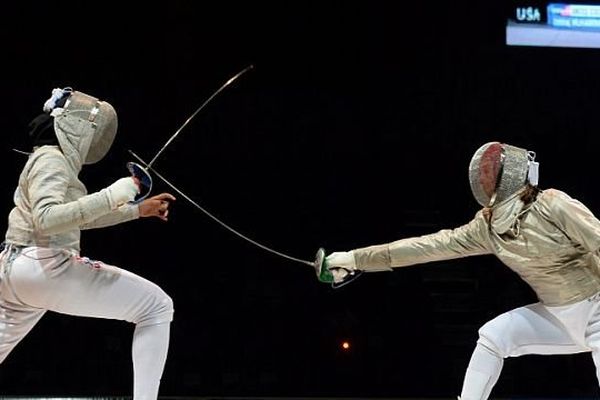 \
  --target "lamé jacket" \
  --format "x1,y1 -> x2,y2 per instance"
5,109 -> 138,253
352,189 -> 600,306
